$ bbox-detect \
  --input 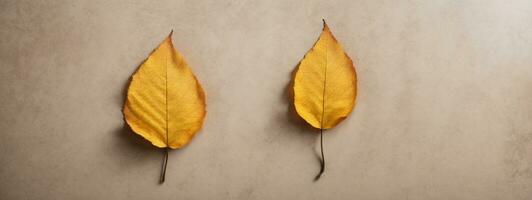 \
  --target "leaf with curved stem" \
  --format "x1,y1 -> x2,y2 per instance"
123,31 -> 206,183
293,20 -> 357,180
